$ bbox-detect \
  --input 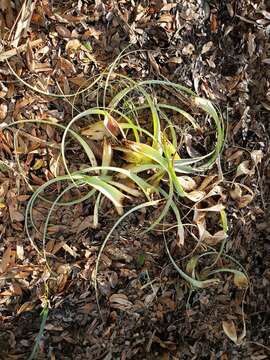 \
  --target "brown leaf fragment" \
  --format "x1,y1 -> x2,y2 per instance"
26,40 -> 35,71
233,272 -> 249,289
237,194 -> 253,209
210,13 -> 218,33
247,32 -> 256,57
12,0 -> 37,47
104,114 -> 125,139
17,301 -> 35,314
251,150 -> 263,165
44,324 -> 63,331
0,39 -> 43,62
57,57 -> 76,75
0,103 -> 7,121
56,25 -> 72,38
201,41 -> 213,54
235,161 -> 254,178
16,244 -> 24,260
76,215 -> 96,233
109,293 -> 133,308
0,246 -> 12,273
222,320 -> 238,344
